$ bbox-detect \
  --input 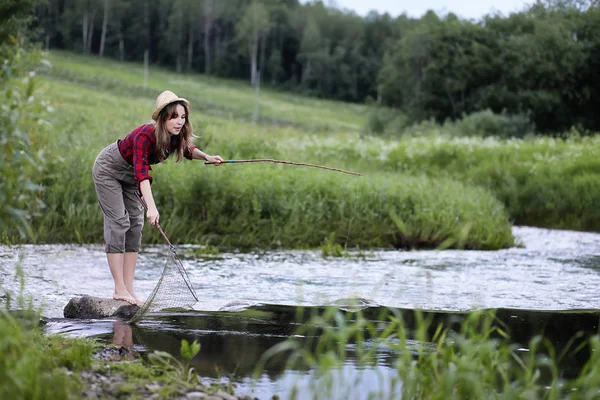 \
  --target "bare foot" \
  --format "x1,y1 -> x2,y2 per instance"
113,292 -> 137,305
128,292 -> 145,306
